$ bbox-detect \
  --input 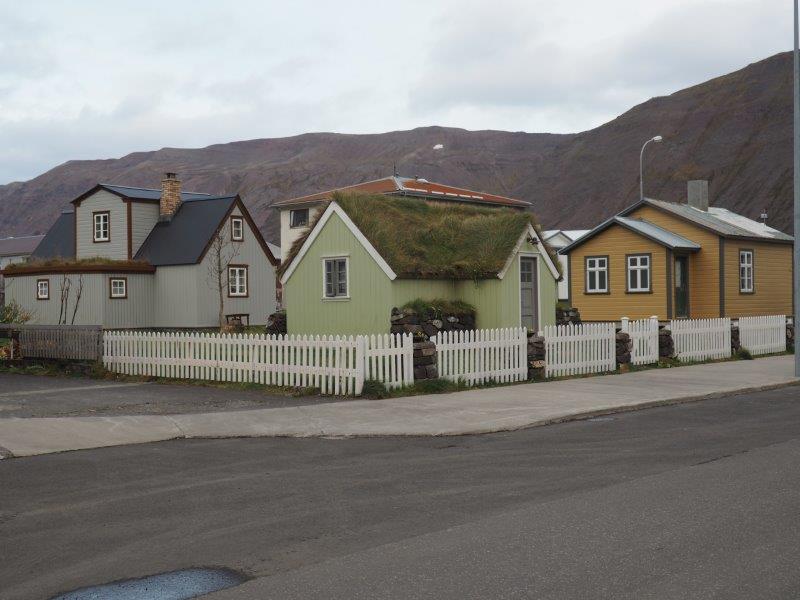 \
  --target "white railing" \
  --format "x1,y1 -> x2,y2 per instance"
103,331 -> 414,396
620,316 -> 659,365
738,315 -> 786,356
431,328 -> 528,385
542,322 -> 616,378
670,318 -> 731,362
